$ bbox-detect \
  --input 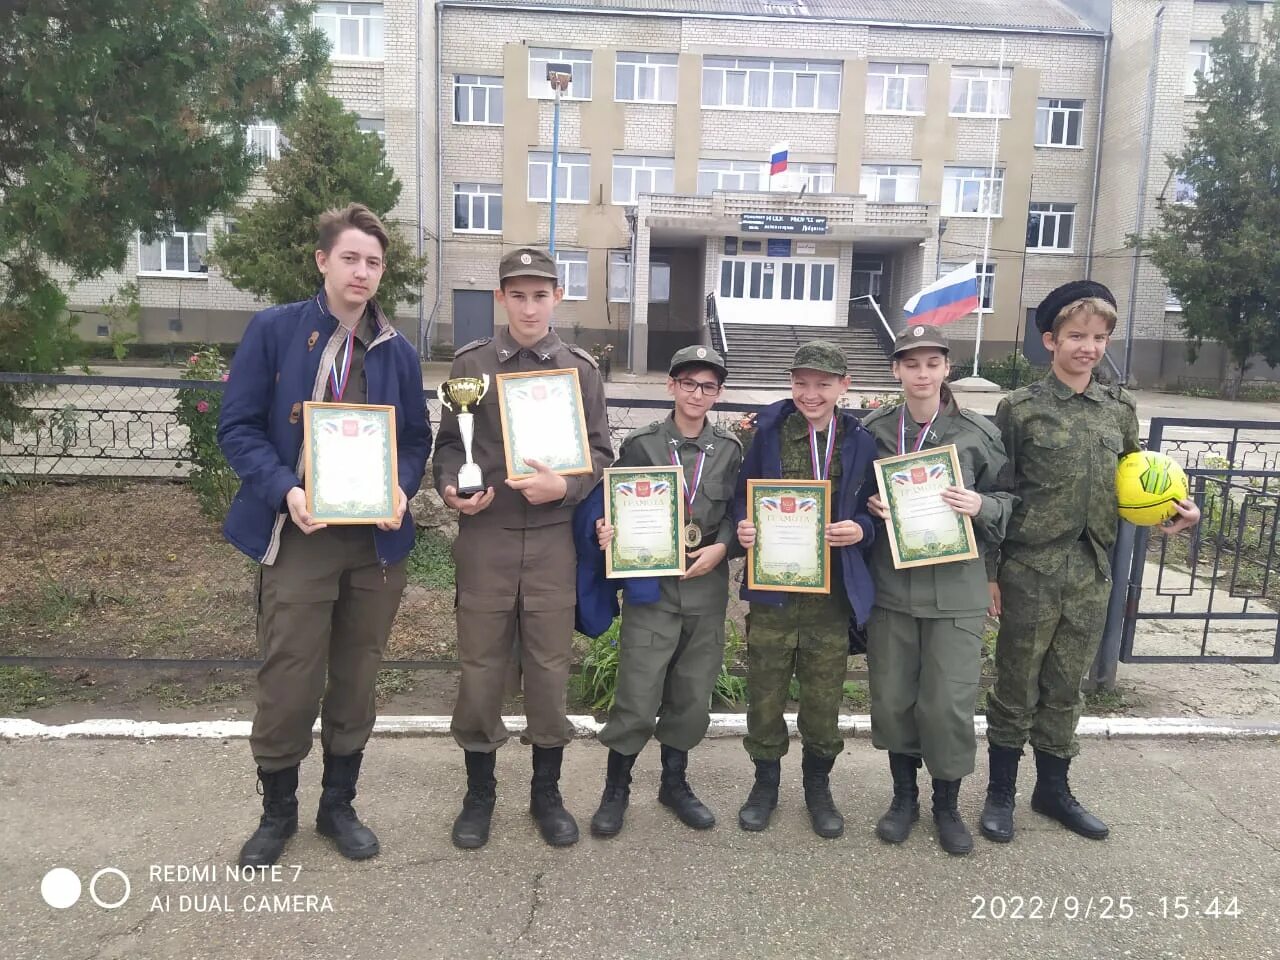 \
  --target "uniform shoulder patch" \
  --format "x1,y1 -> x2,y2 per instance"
712,422 -> 743,449
859,404 -> 896,428
1006,383 -> 1037,406
566,343 -> 599,369
958,406 -> 1003,441
1113,384 -> 1138,410
454,337 -> 491,358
